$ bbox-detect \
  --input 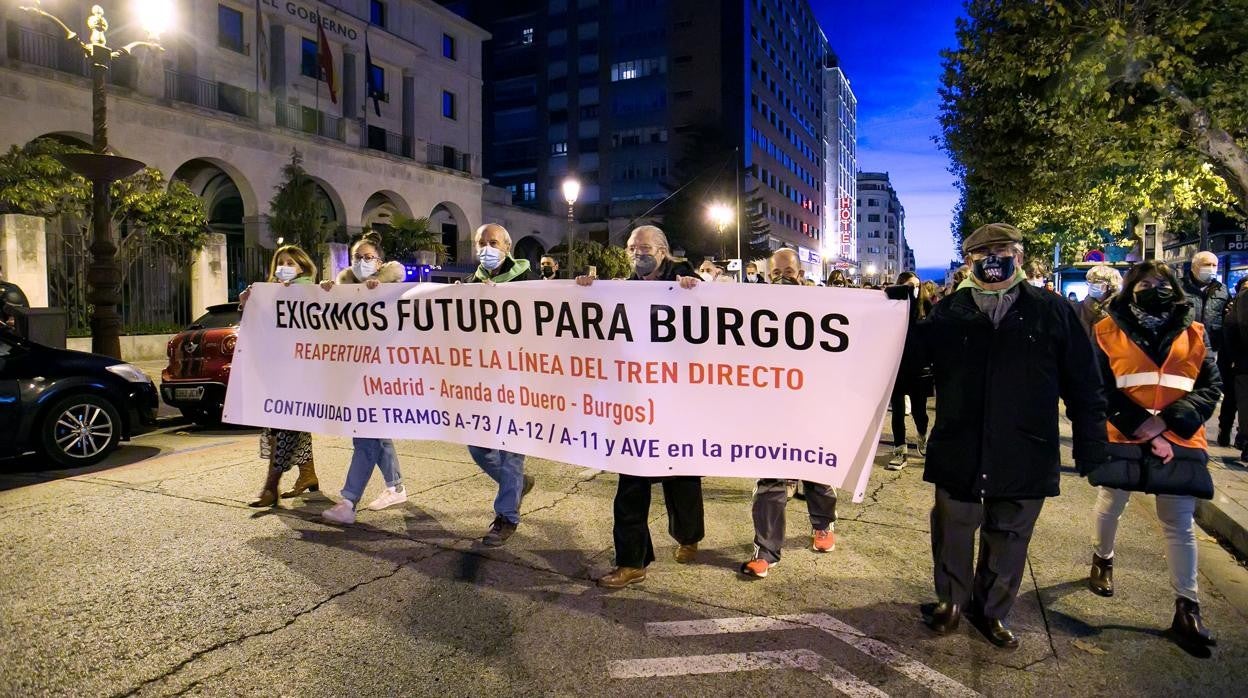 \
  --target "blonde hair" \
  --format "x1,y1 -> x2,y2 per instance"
268,244 -> 318,282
